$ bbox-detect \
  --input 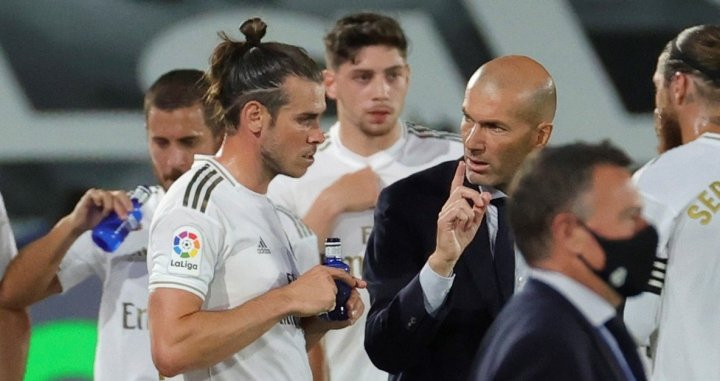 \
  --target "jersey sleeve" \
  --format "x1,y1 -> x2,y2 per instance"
0,193 -> 17,278
57,232 -> 107,292
638,191 -> 676,259
274,205 -> 319,274
147,206 -> 224,300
